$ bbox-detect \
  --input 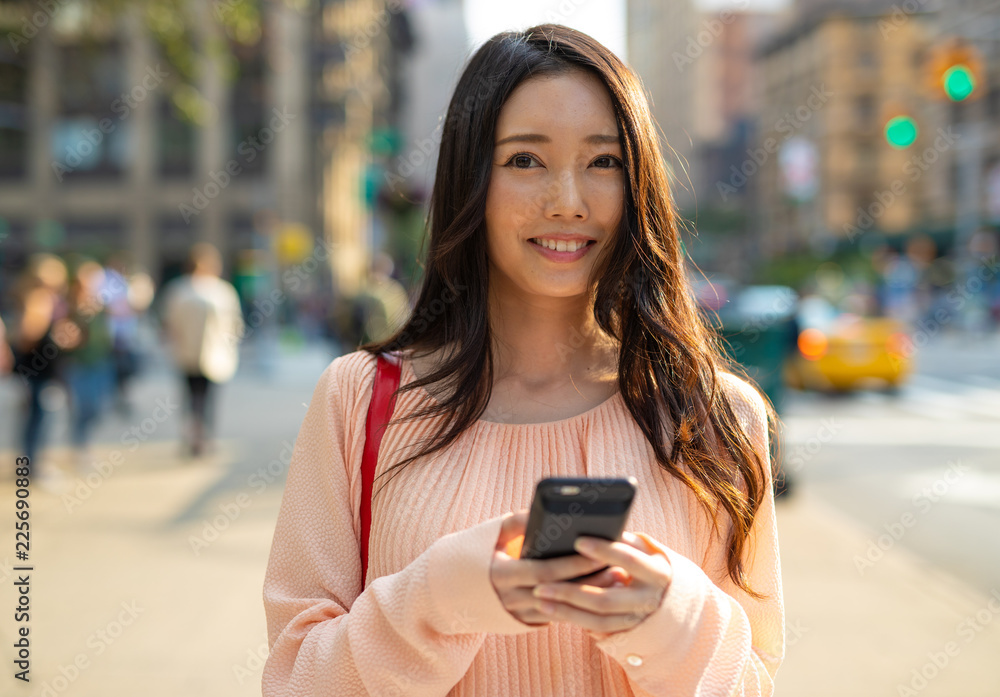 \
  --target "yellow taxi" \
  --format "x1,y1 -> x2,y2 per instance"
785,296 -> 913,391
